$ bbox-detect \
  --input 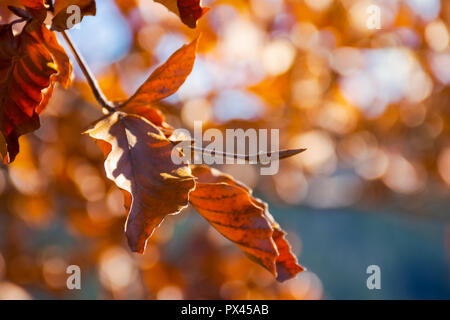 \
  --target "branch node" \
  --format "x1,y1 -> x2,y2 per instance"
61,31 -> 116,113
